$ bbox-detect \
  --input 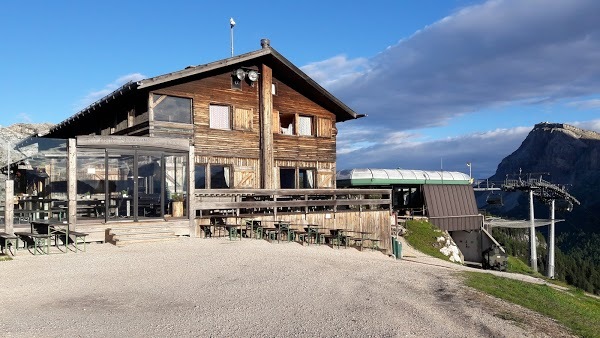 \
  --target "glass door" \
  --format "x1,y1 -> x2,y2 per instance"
107,152 -> 135,220
137,153 -> 163,219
